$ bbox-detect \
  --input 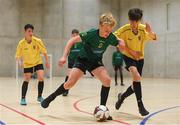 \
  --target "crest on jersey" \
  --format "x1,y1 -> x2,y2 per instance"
33,45 -> 36,49
98,43 -> 103,48
138,36 -> 141,41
